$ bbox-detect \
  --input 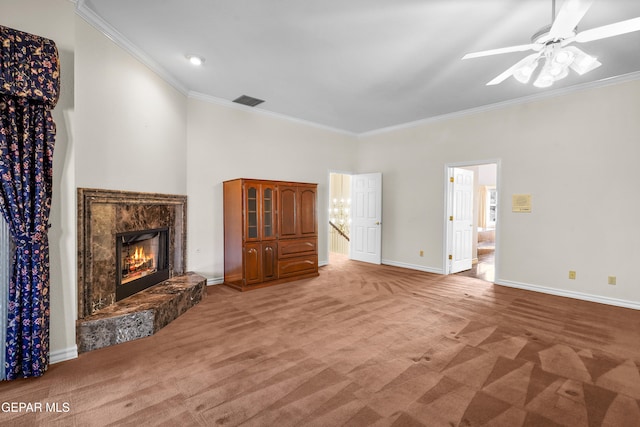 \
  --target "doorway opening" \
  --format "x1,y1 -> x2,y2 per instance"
445,161 -> 499,282
329,173 -> 351,258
